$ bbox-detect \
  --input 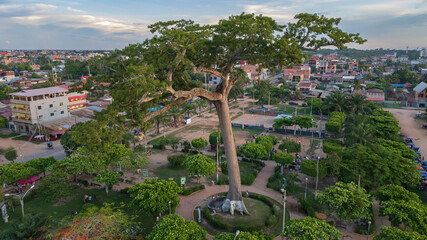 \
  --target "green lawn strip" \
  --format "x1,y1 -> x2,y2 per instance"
11,135 -> 26,141
231,112 -> 243,121
232,126 -> 263,137
153,166 -> 189,185
0,187 -> 155,235
0,132 -> 20,139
